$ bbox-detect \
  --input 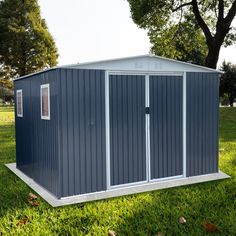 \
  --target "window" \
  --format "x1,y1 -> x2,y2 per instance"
40,84 -> 50,120
16,90 -> 23,117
